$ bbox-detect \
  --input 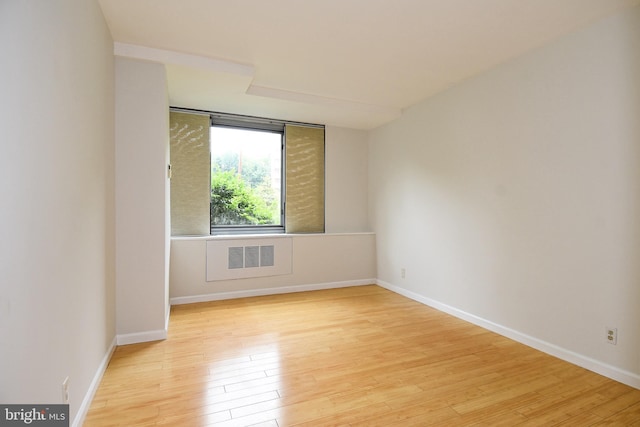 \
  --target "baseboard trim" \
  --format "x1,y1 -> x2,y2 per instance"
72,336 -> 117,427
376,280 -> 640,390
170,279 -> 375,305
116,329 -> 167,346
